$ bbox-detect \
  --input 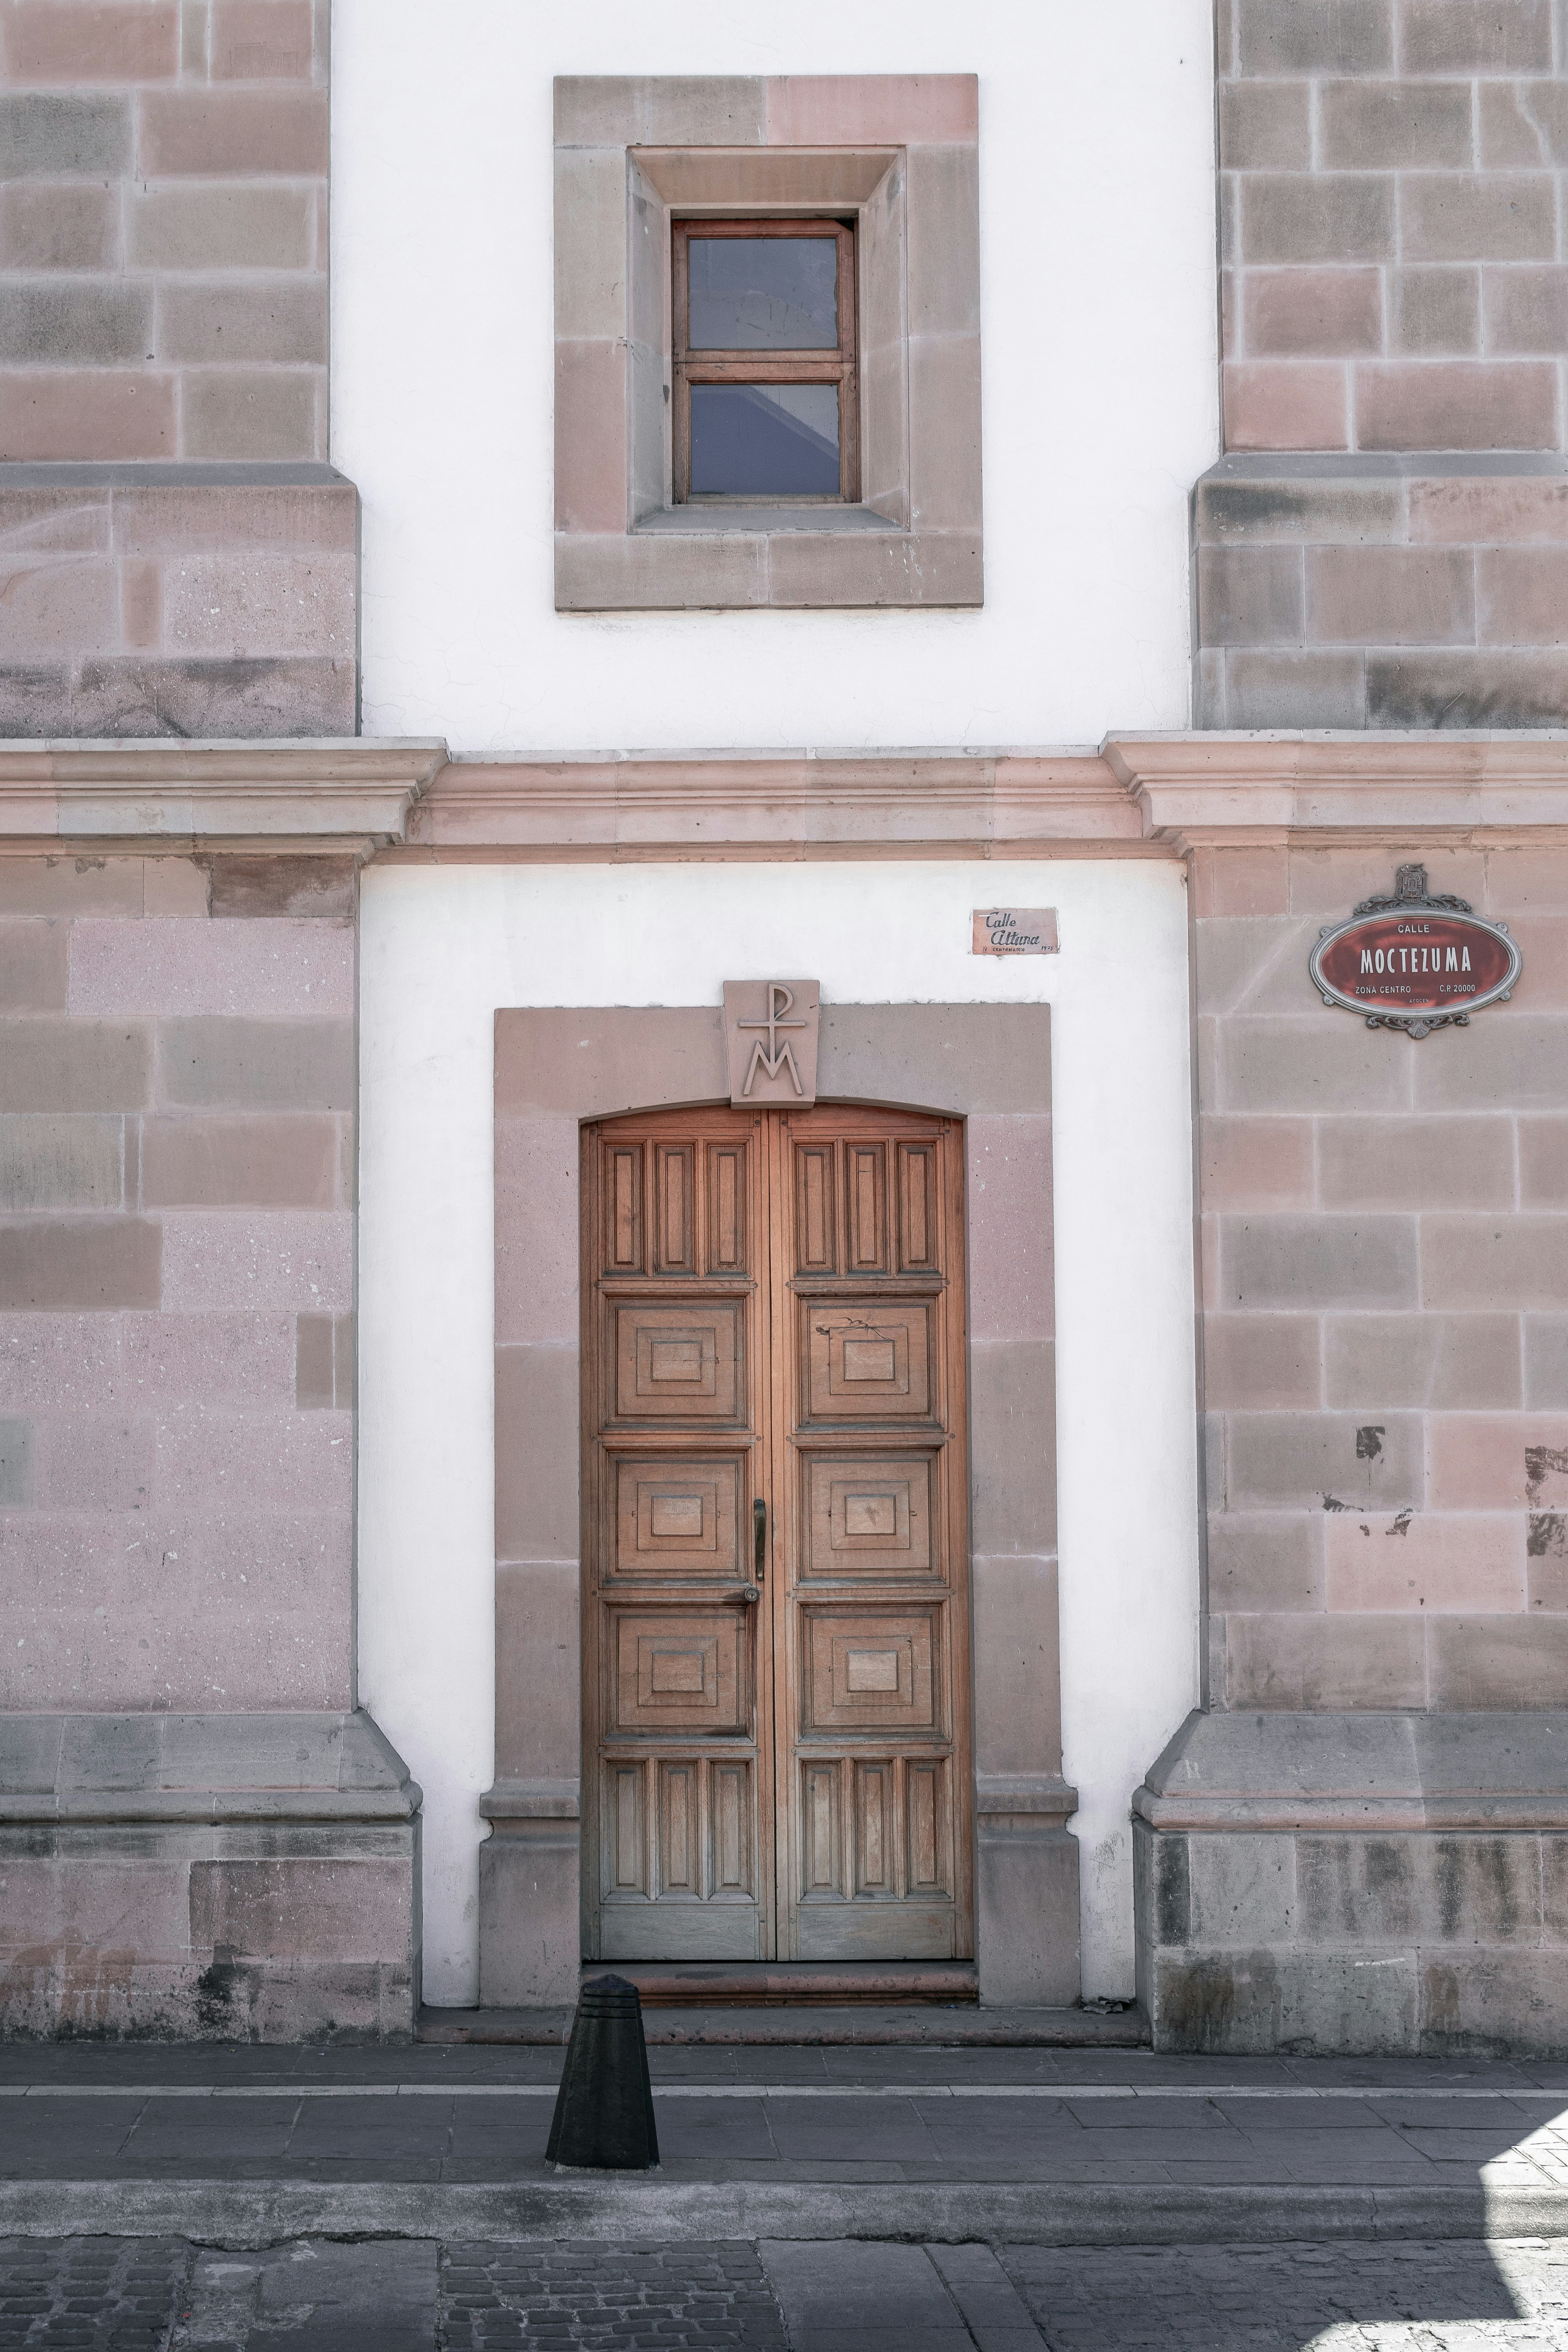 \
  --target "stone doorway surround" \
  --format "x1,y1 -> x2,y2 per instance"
483,1000 -> 1069,2008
